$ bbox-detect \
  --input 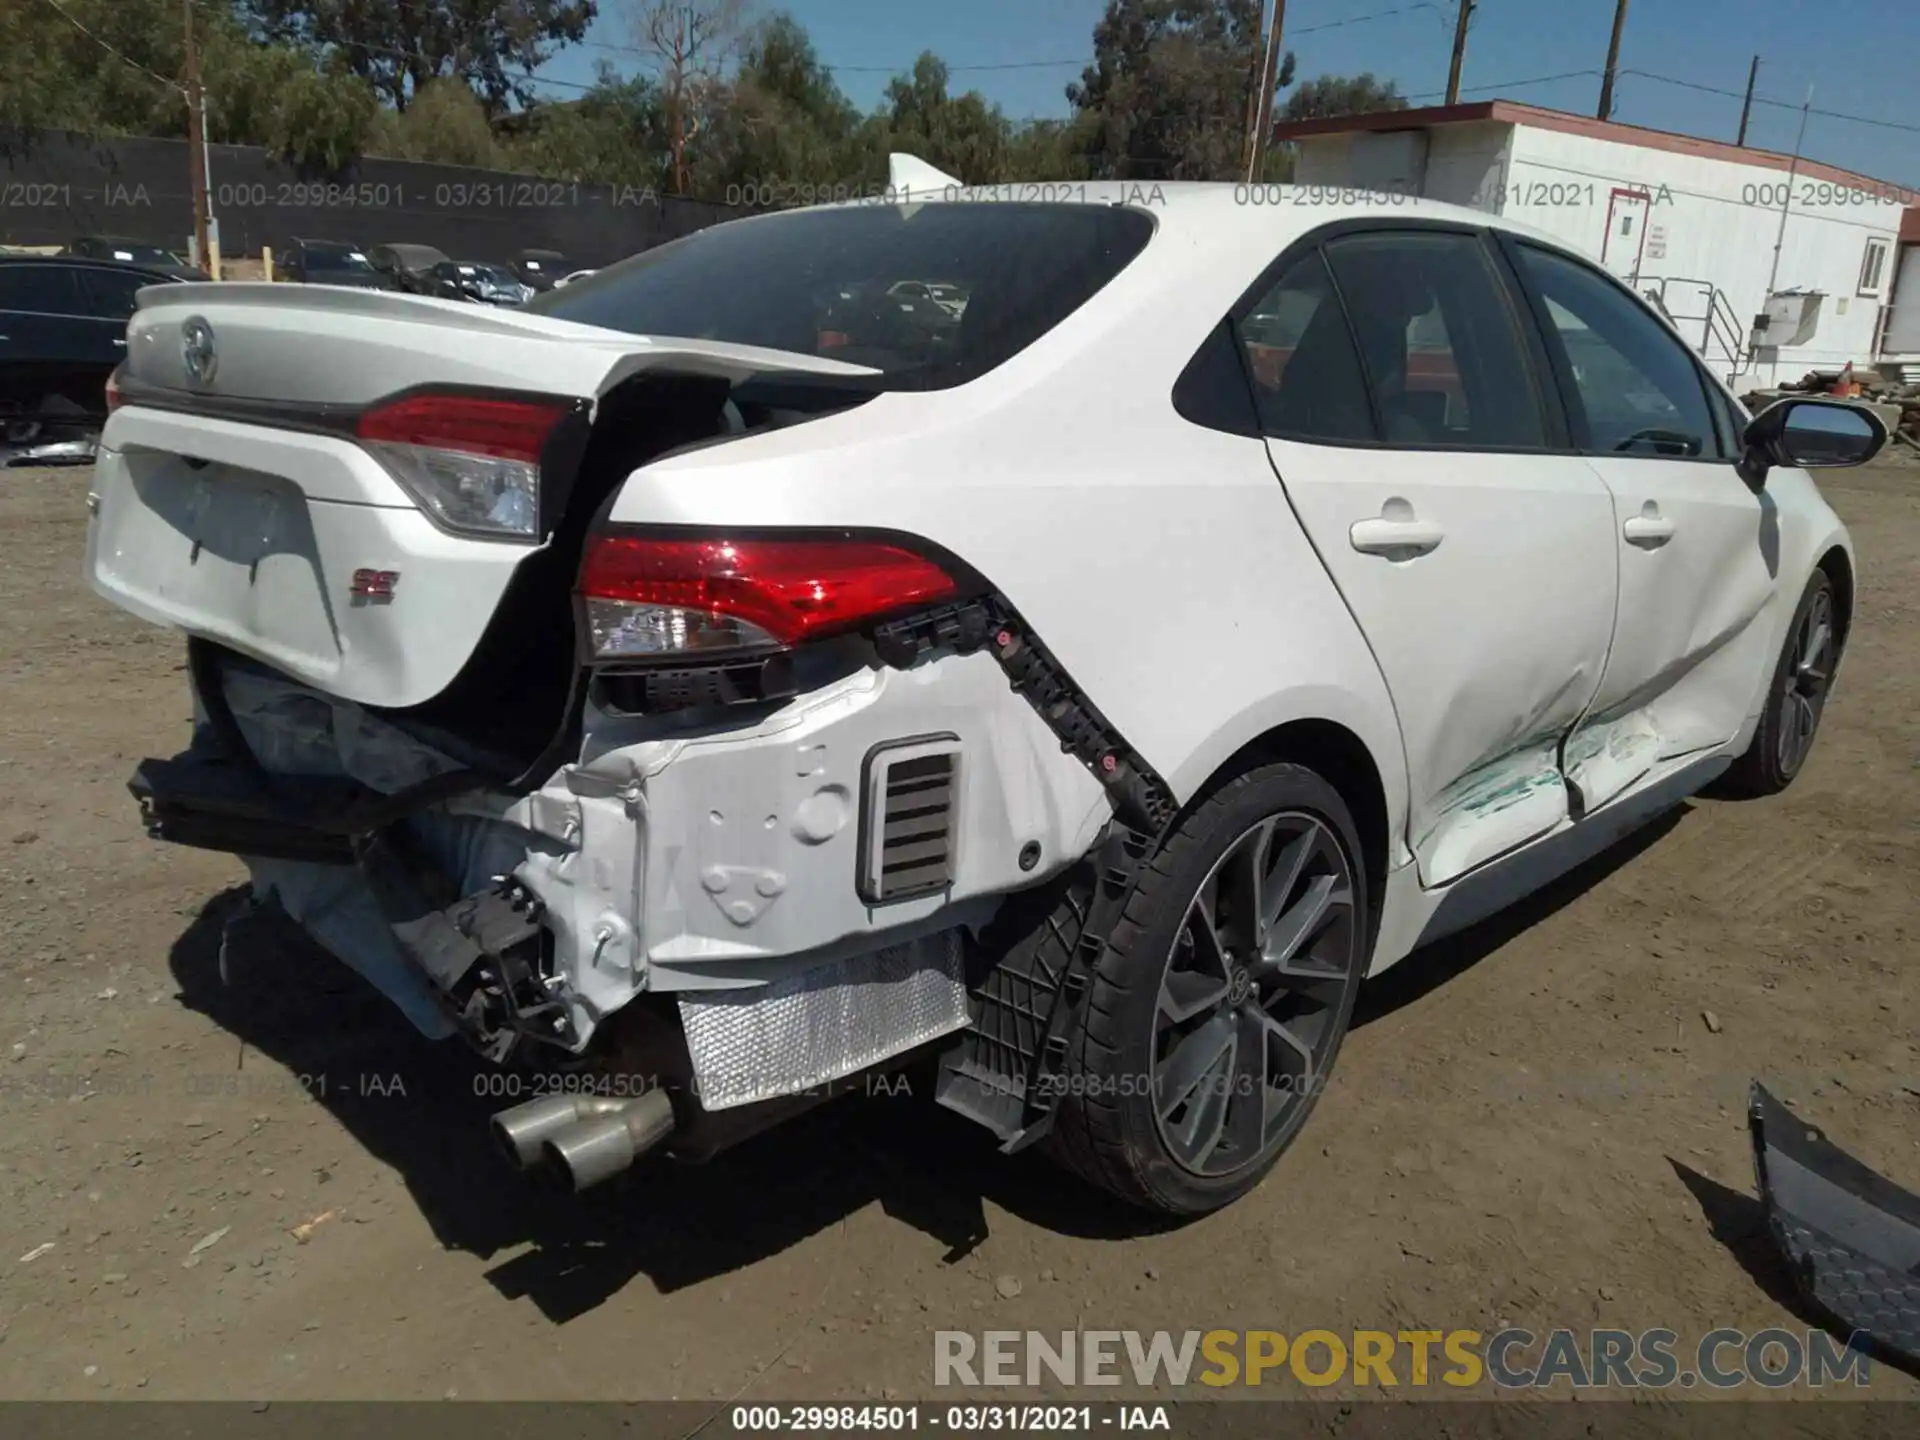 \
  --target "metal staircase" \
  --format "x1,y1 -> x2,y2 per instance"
1640,276 -> 1749,385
